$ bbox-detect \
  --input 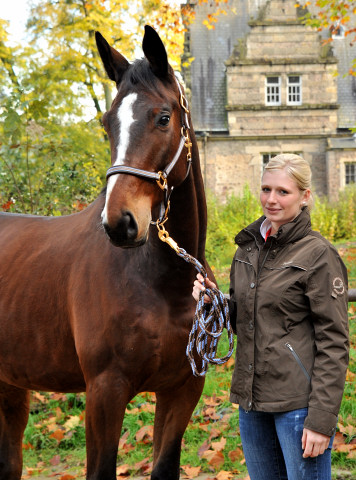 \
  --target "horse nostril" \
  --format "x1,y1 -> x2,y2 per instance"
103,211 -> 139,246
120,211 -> 138,240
